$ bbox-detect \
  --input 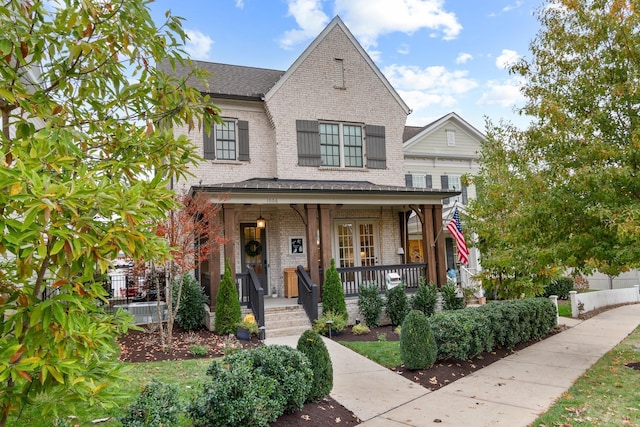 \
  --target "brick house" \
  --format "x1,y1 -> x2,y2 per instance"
160,16 -> 458,312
